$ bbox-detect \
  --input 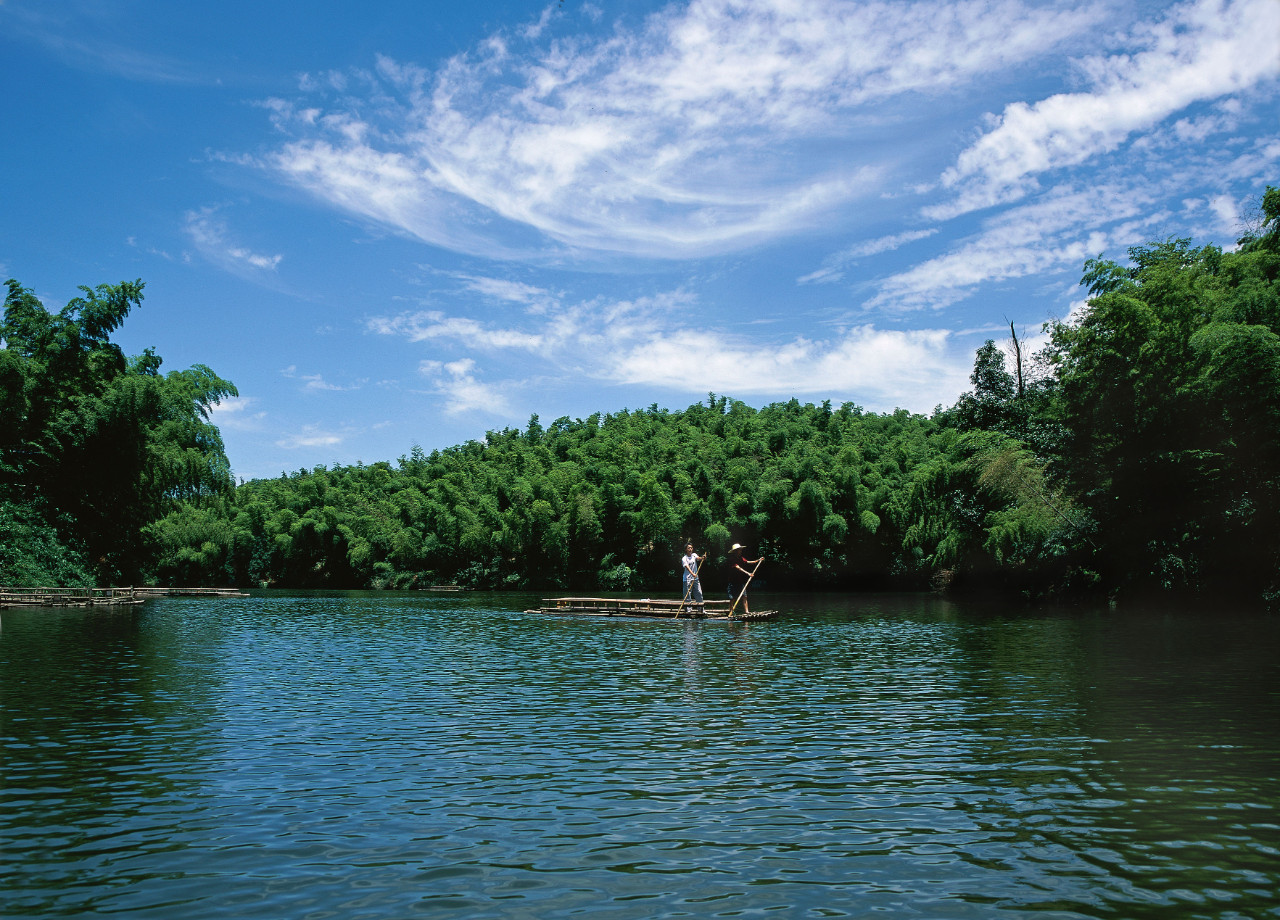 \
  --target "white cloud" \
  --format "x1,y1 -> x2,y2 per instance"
419,358 -> 512,415
936,0 -> 1280,216
382,285 -> 966,414
281,366 -> 363,391
276,426 -> 344,449
606,325 -> 969,413
301,373 -> 360,392
369,312 -> 547,351
369,288 -> 696,361
454,273 -> 555,308
183,207 -> 283,272
208,396 -> 266,431
125,235 -> 176,261
1171,107 -> 1243,144
1207,193 -> 1241,230
256,0 -> 1099,259
870,184 -> 1162,310
799,228 -> 939,284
